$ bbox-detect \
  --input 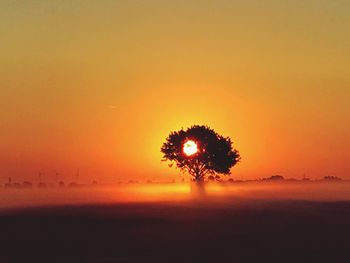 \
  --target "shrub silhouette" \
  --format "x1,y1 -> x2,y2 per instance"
161,125 -> 241,181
